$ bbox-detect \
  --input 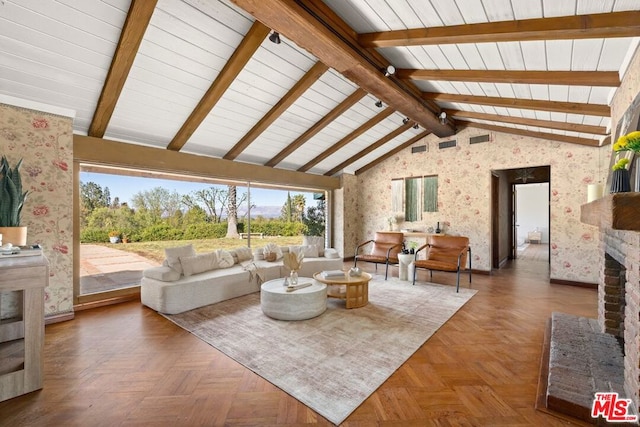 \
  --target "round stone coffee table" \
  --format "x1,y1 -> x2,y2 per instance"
260,277 -> 327,320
